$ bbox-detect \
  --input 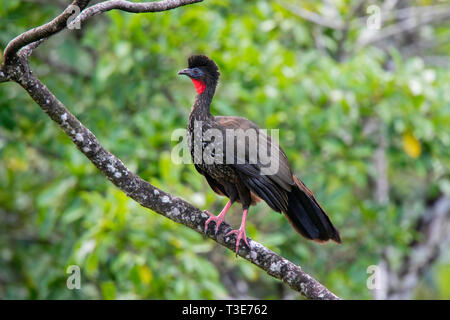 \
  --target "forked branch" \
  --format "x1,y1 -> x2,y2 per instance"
0,0 -> 339,300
